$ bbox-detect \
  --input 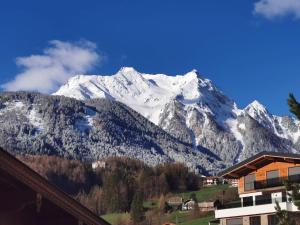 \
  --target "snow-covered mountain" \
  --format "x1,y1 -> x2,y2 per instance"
54,67 -> 300,166
0,92 -> 225,175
